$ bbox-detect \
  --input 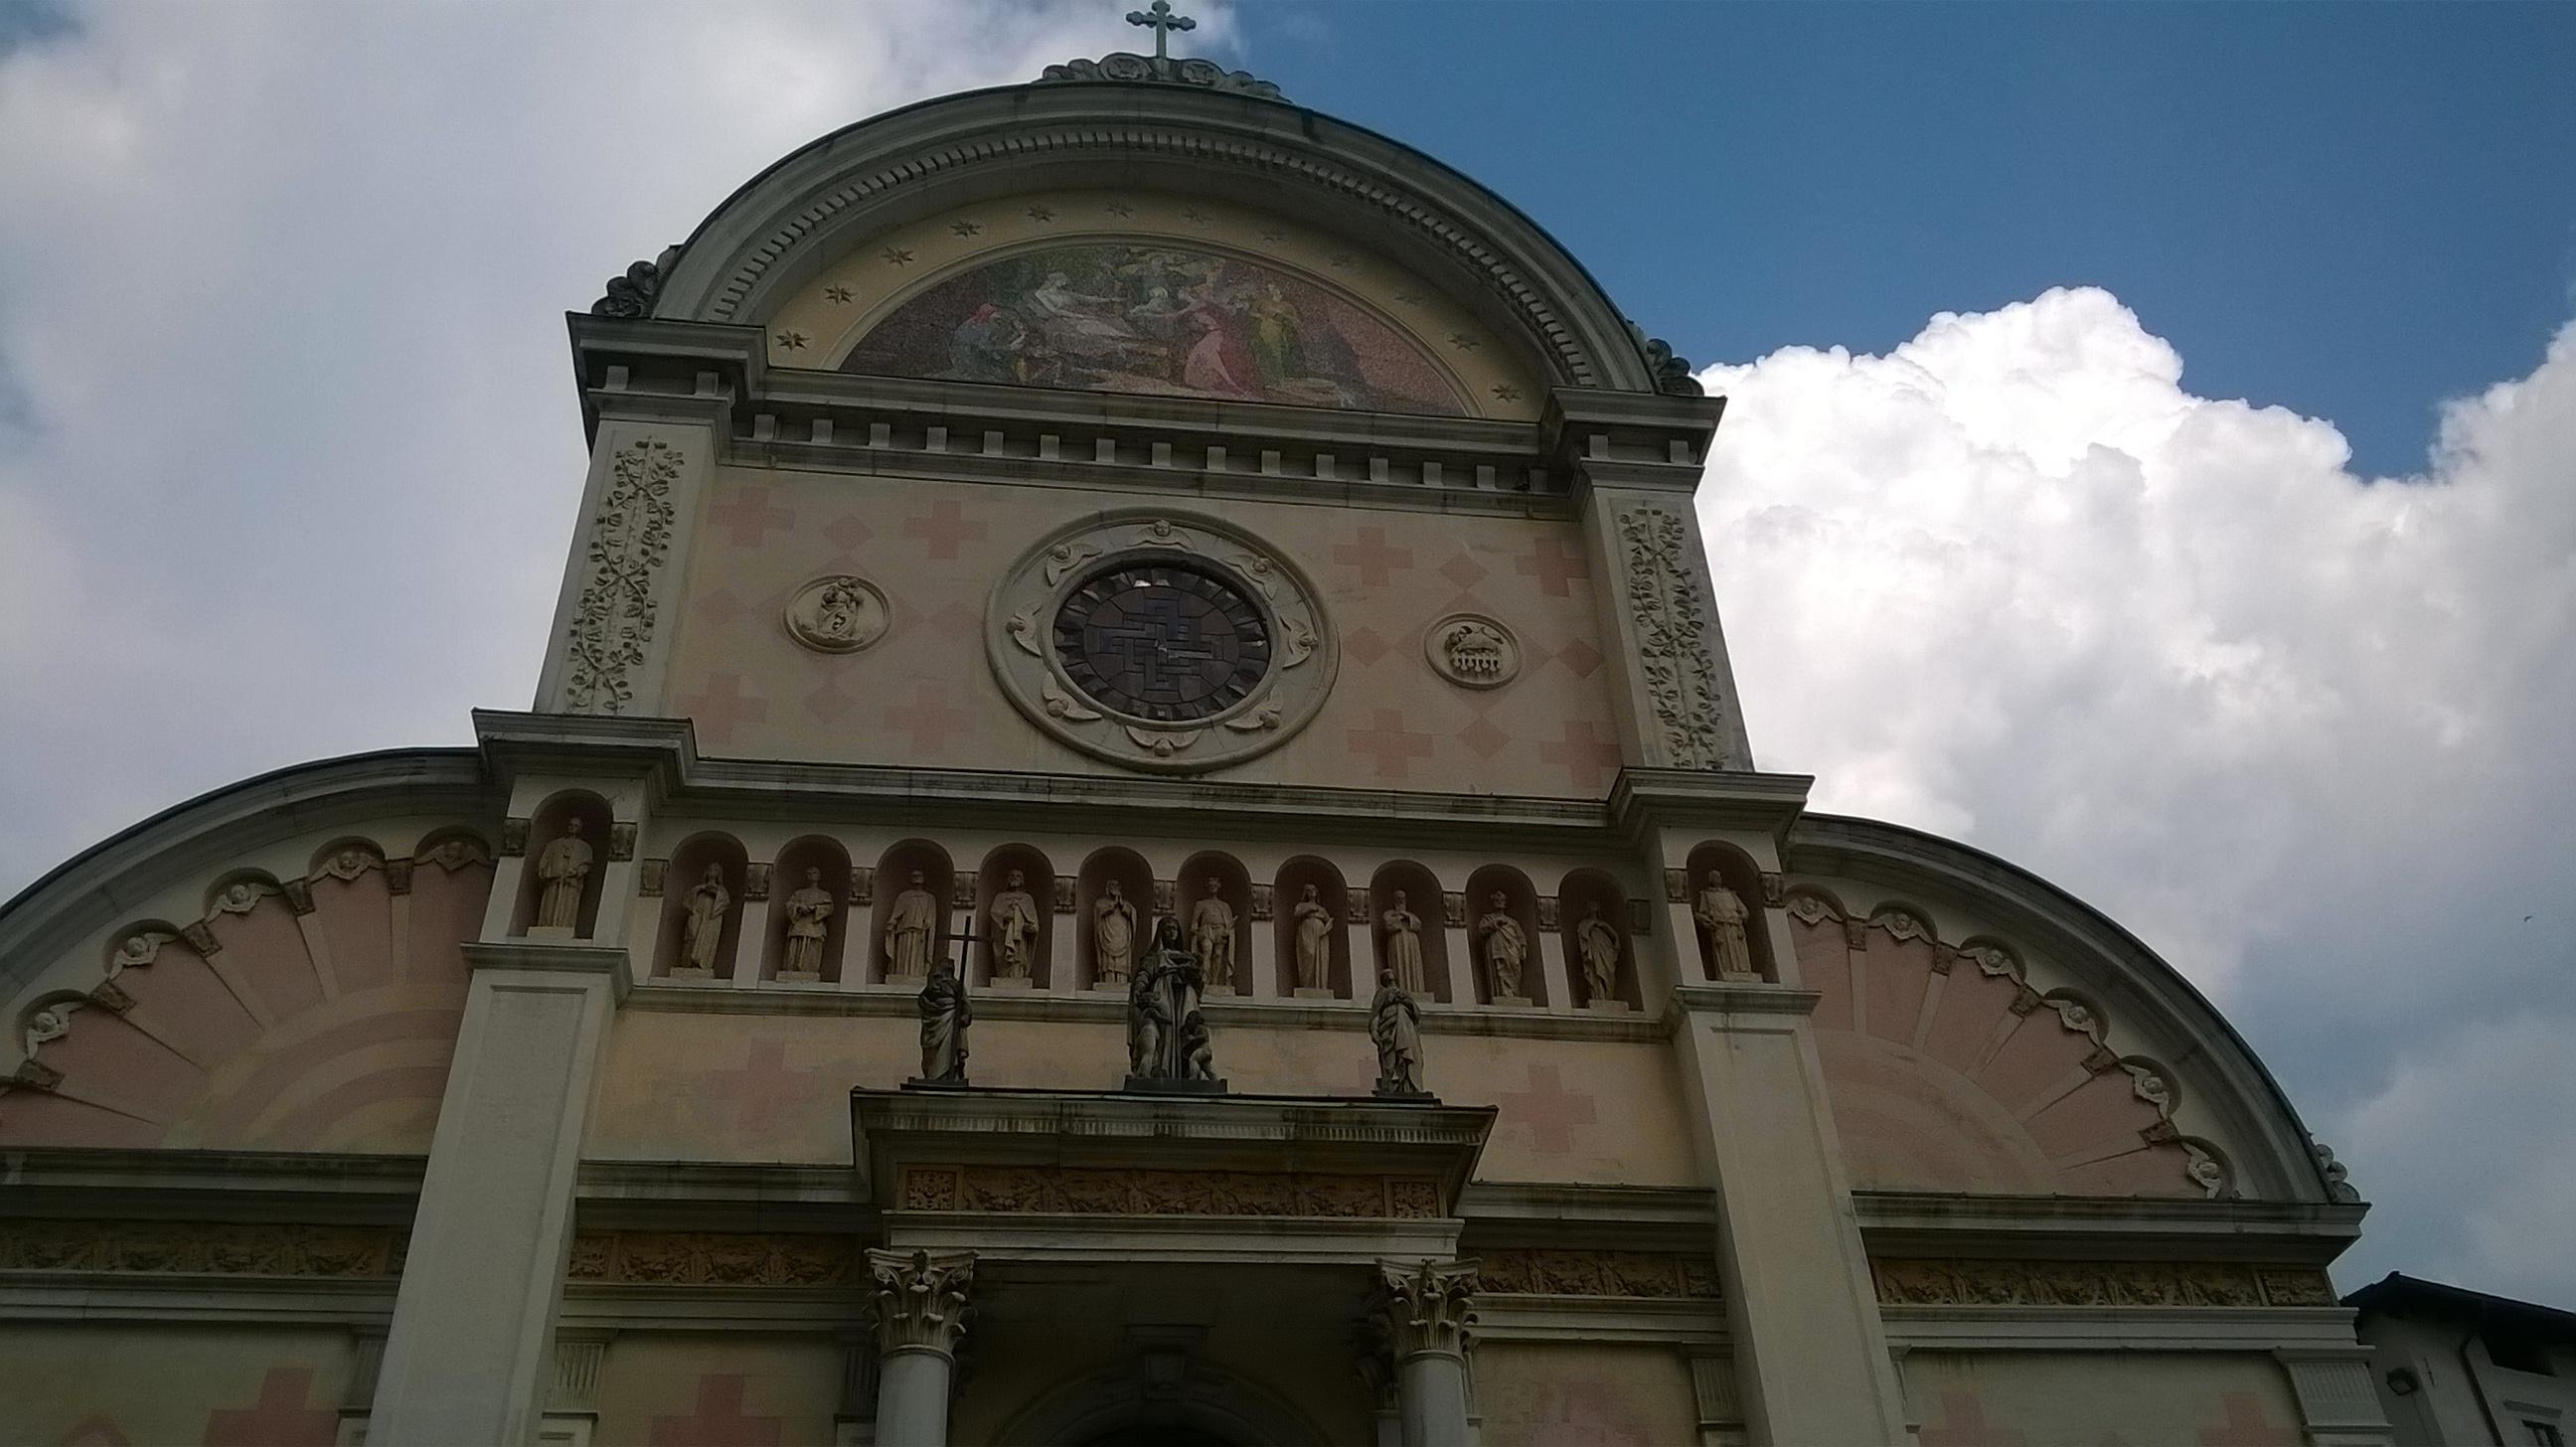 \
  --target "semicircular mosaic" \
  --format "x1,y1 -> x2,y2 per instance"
840,241 -> 1469,415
